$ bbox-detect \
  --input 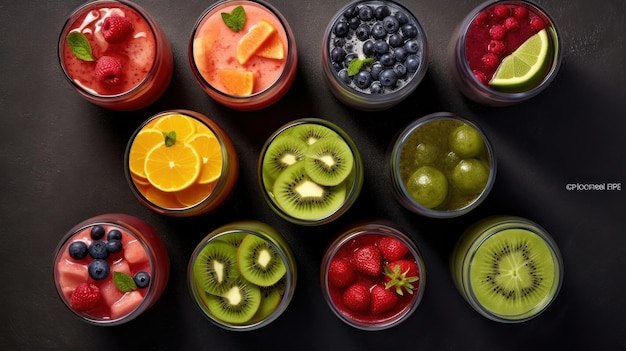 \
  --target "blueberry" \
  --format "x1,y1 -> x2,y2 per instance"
90,225 -> 105,240
393,47 -> 409,62
371,22 -> 386,39
401,23 -> 418,39
370,81 -> 384,94
88,240 -> 108,259
383,16 -> 400,33
346,53 -> 359,64
370,62 -> 383,80
331,47 -> 347,63
333,37 -> 346,47
134,271 -> 151,289
405,55 -> 421,73
353,70 -> 373,89
362,40 -> 376,56
379,69 -> 398,87
389,33 -> 404,47
355,23 -> 370,41
338,69 -> 351,84
88,259 -> 110,280
404,39 -> 421,54
374,5 -> 391,20
343,5 -> 358,18
358,5 -> 373,21
380,53 -> 396,67
68,241 -> 88,260
348,16 -> 361,30
106,229 -> 122,241
374,39 -> 389,54
394,62 -> 408,78
334,21 -> 349,37
395,10 -> 410,25
105,239 -> 122,253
